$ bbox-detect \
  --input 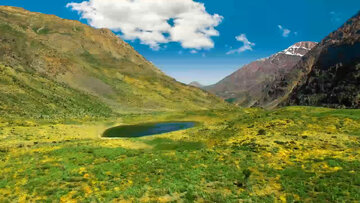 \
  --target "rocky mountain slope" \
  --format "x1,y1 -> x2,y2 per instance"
282,12 -> 360,108
0,6 -> 225,119
205,42 -> 317,107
